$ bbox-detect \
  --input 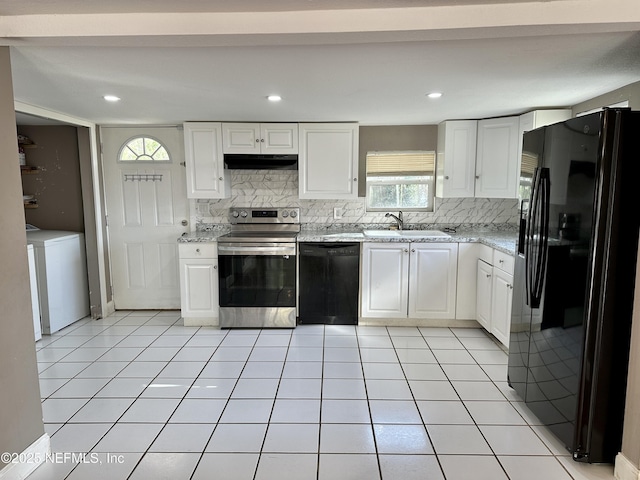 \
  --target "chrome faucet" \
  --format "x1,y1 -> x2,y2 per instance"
385,211 -> 404,230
